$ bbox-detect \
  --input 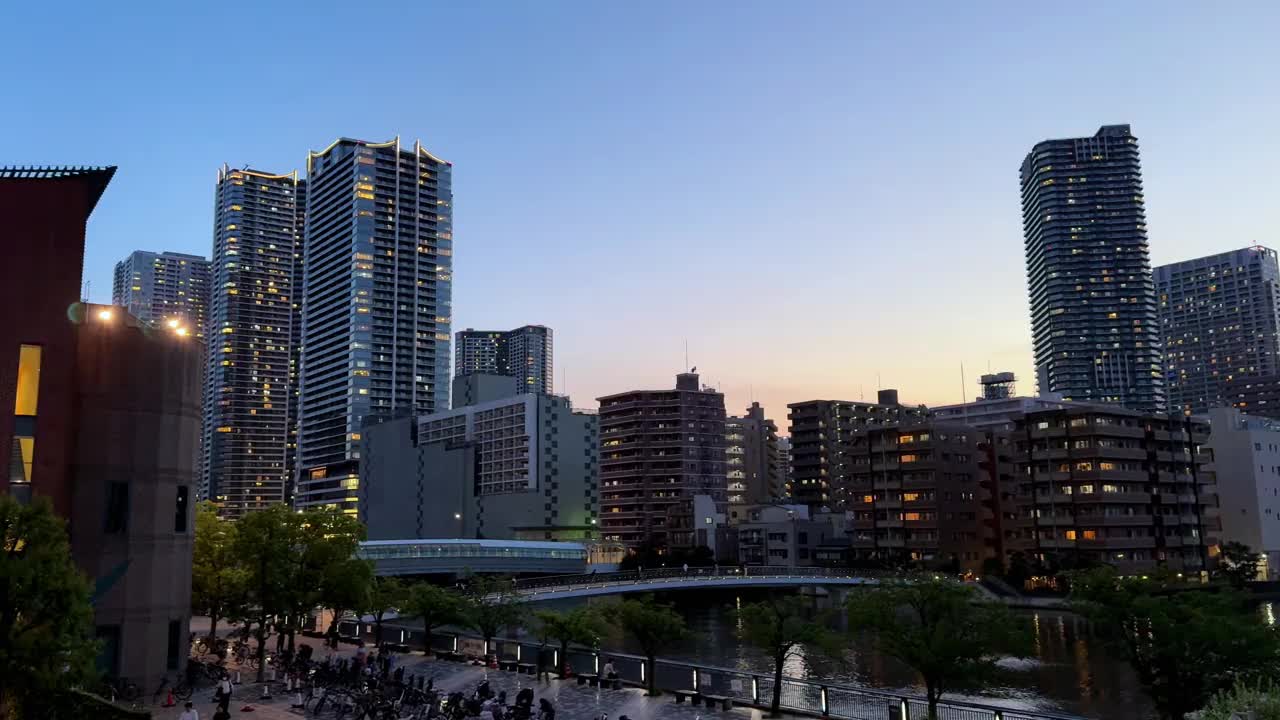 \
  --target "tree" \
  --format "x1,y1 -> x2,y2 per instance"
1071,567 -> 1280,720
533,607 -> 605,678
404,583 -> 463,655
461,575 -> 525,658
233,504 -> 301,682
0,496 -> 98,720
191,501 -> 246,647
847,578 -> 1031,720
738,596 -> 840,716
607,596 -> 689,696
364,577 -> 408,648
1214,541 -> 1262,588
320,557 -> 373,649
